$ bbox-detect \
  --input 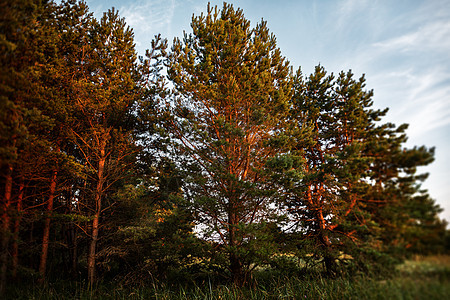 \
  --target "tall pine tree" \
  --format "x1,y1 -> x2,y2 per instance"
284,66 -> 394,275
67,7 -> 140,284
167,3 -> 292,284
